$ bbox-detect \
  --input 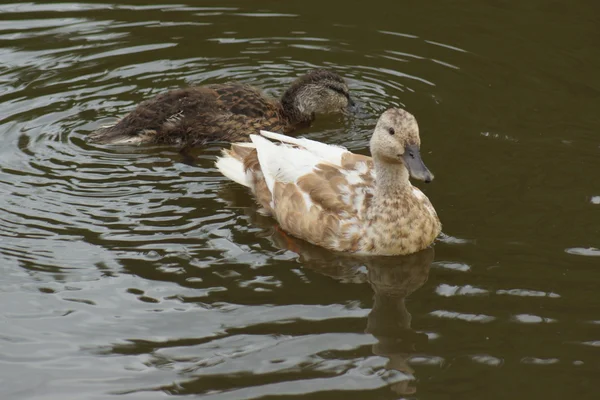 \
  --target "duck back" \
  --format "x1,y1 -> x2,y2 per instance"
89,83 -> 286,146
